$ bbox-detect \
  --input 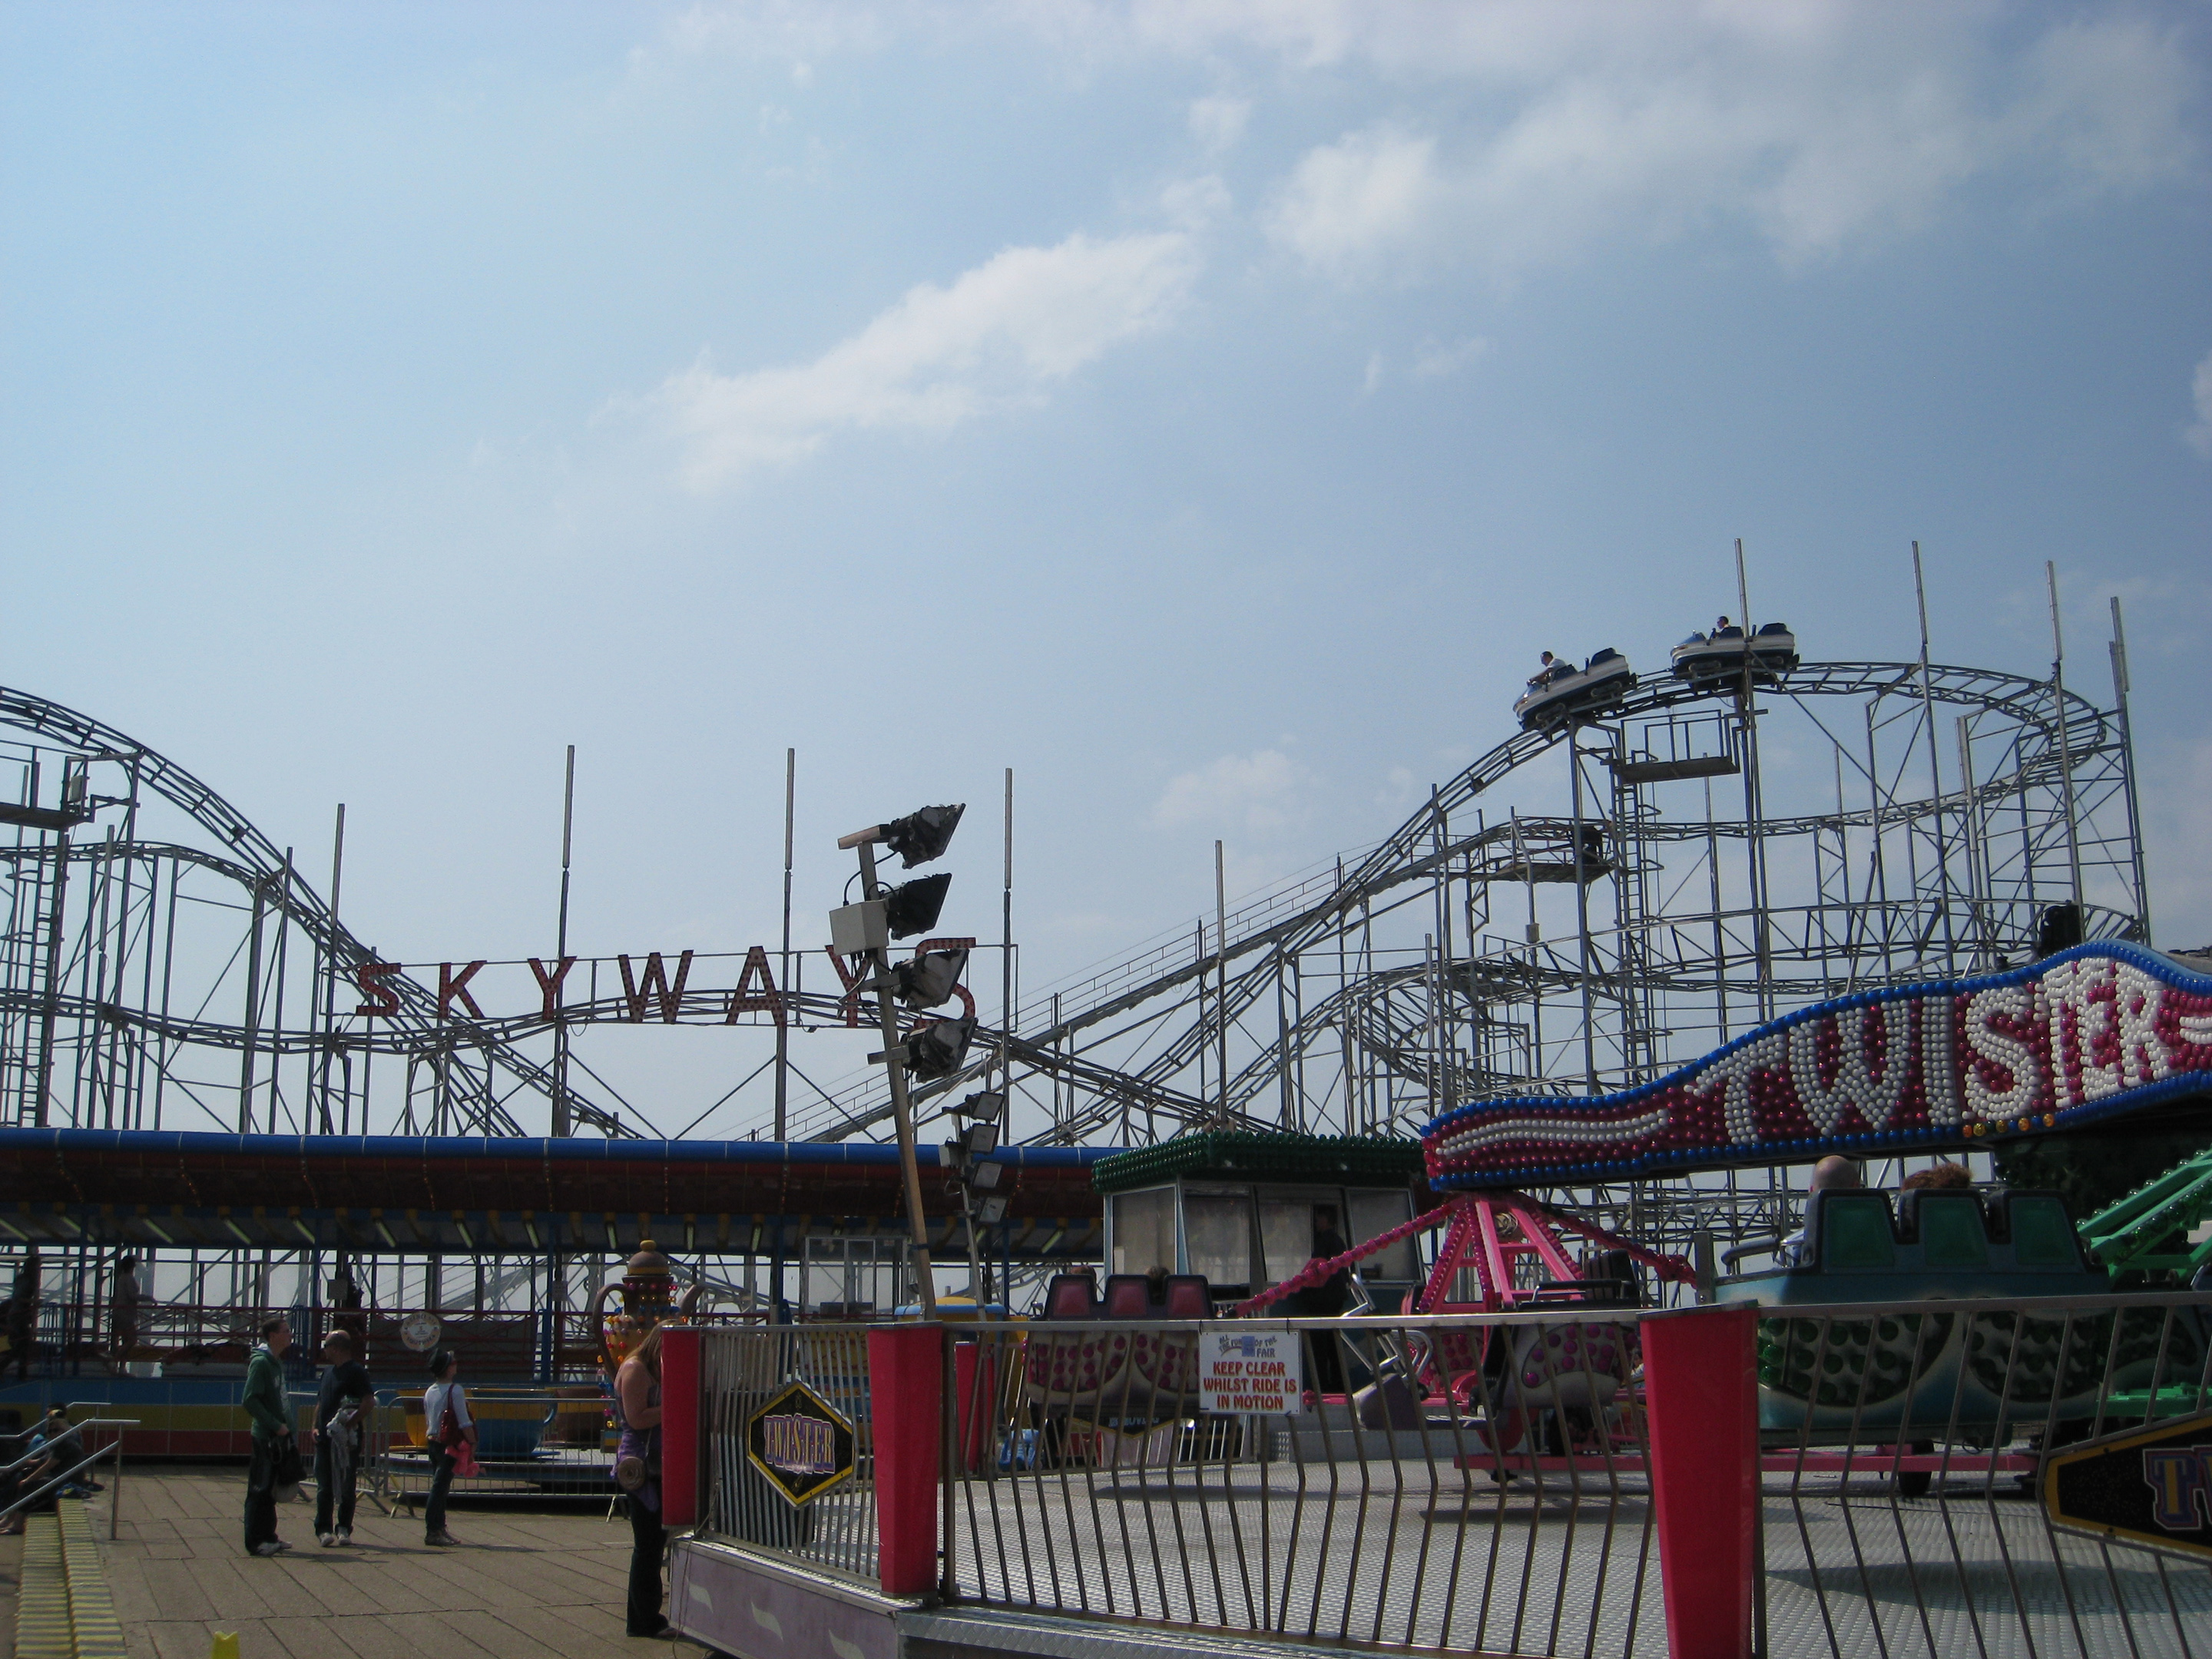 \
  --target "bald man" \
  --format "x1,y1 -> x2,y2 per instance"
1780,1157 -> 1862,1267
